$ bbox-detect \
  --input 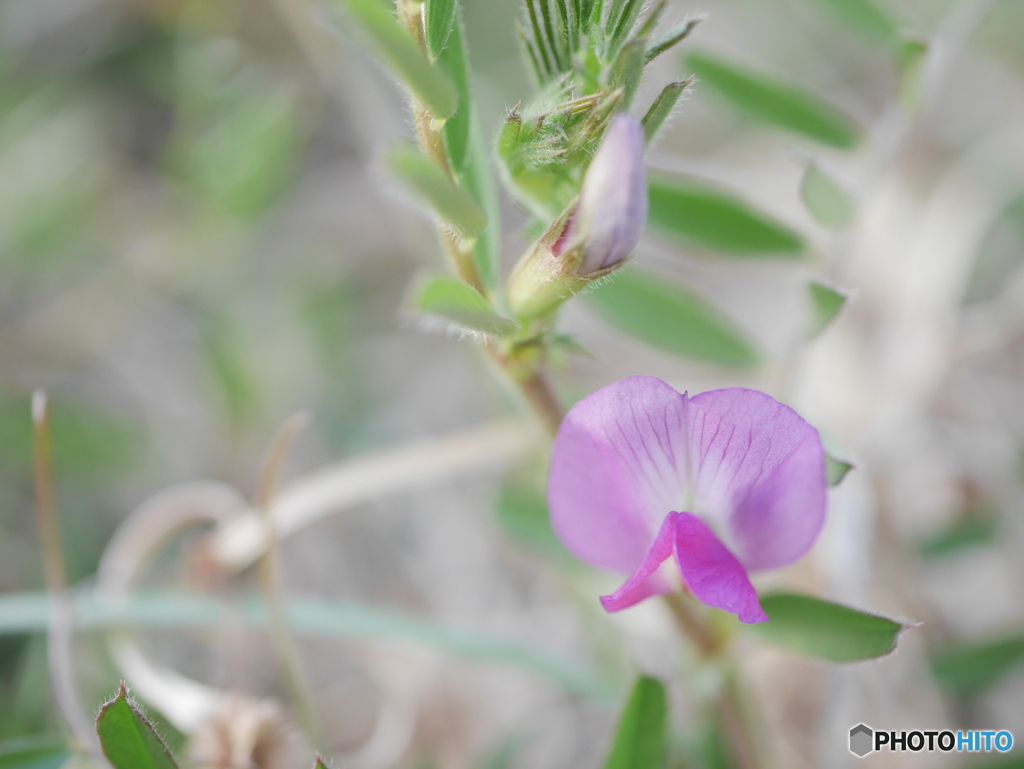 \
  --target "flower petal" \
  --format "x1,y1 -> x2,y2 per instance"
687,388 -> 826,571
600,512 -> 678,612
673,512 -> 767,624
548,376 -> 689,574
